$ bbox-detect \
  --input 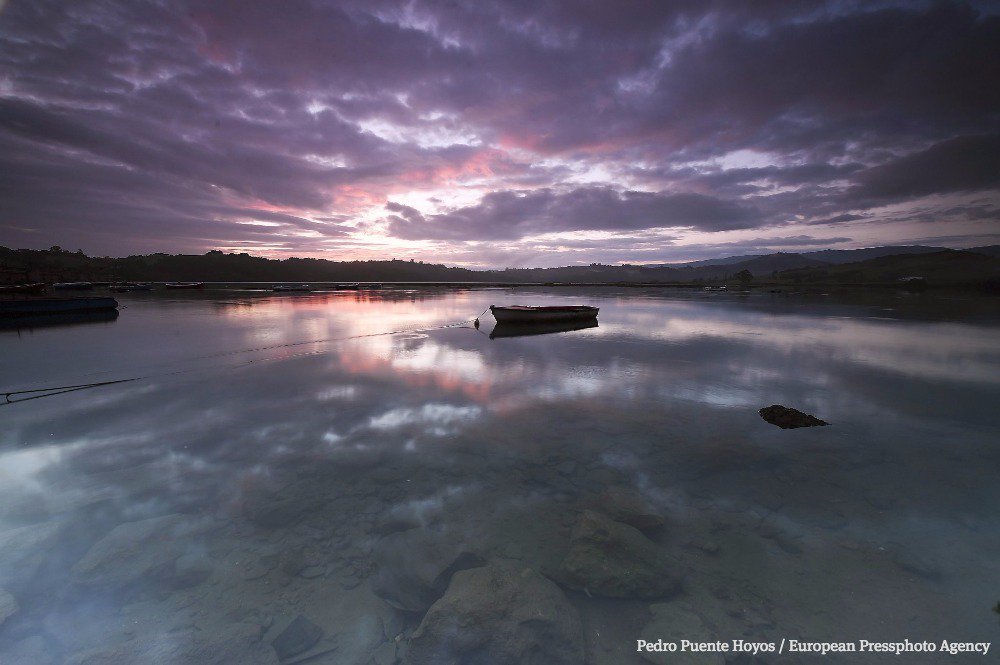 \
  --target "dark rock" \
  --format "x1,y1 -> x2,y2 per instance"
271,614 -> 323,660
596,487 -> 665,533
405,560 -> 583,665
758,405 -> 828,429
372,528 -> 484,612
556,510 -> 679,599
